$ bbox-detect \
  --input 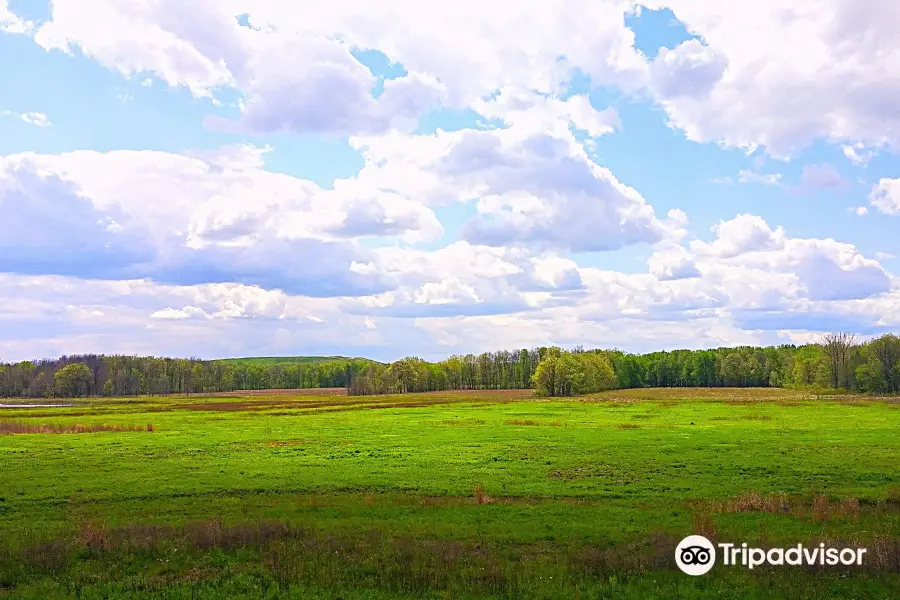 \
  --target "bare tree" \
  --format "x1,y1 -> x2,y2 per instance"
821,332 -> 856,389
